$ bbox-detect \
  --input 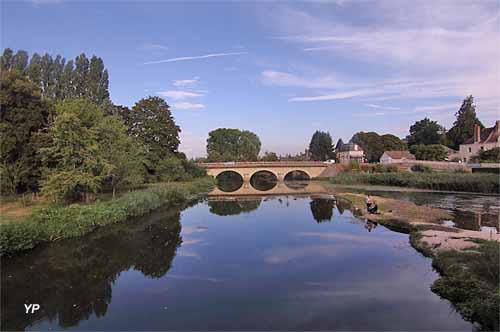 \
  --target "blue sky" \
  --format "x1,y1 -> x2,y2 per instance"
2,0 -> 499,157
